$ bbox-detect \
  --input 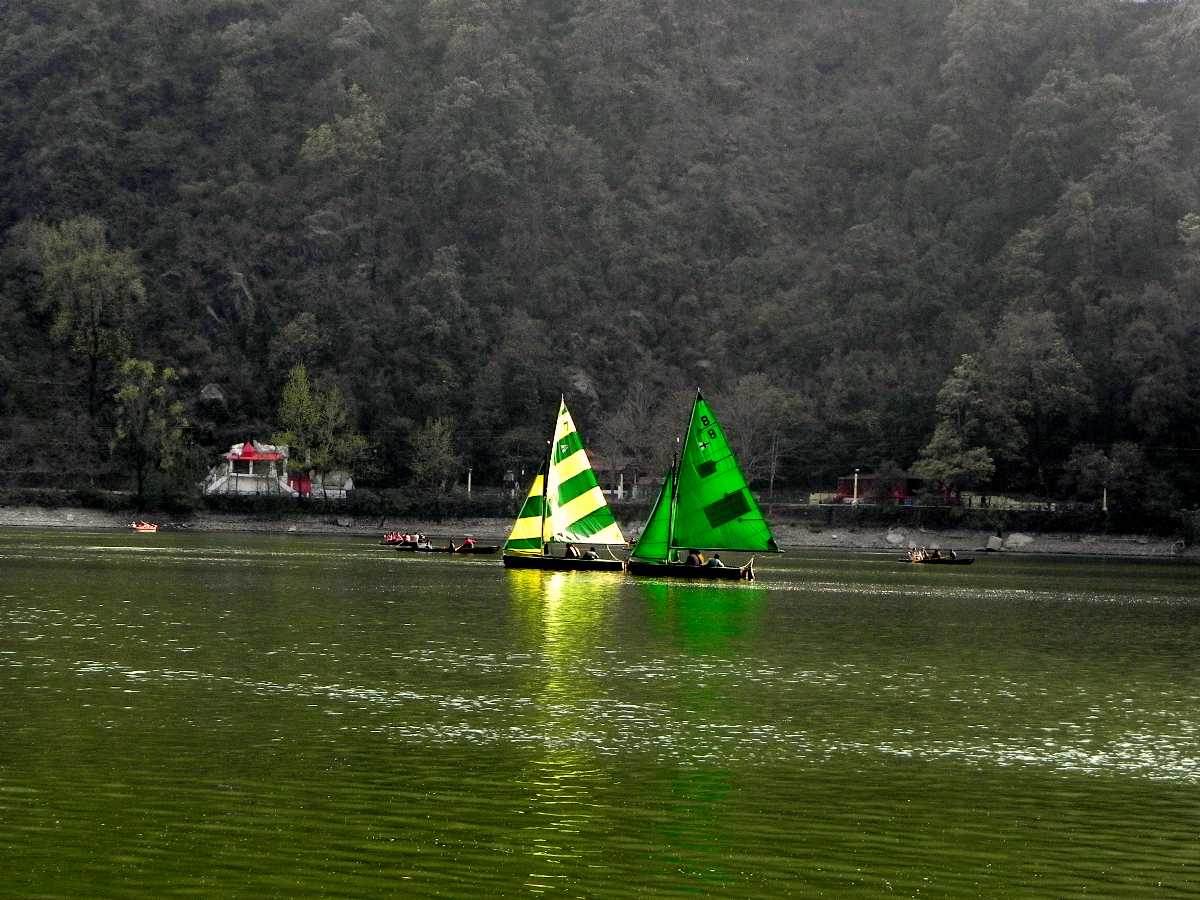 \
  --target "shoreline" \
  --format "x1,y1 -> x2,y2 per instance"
0,505 -> 1192,559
